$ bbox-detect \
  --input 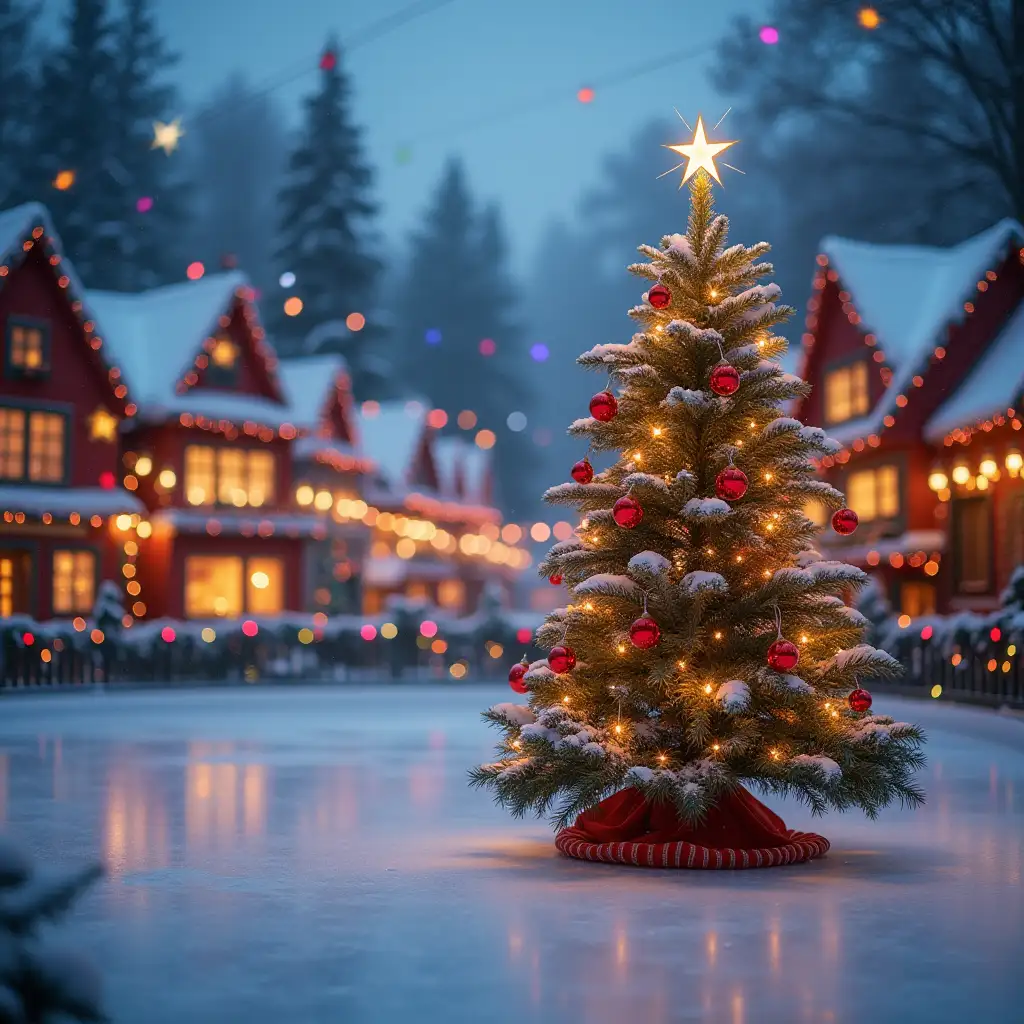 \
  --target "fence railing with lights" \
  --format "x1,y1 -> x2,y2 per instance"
873,606 -> 1024,708
0,601 -> 544,691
